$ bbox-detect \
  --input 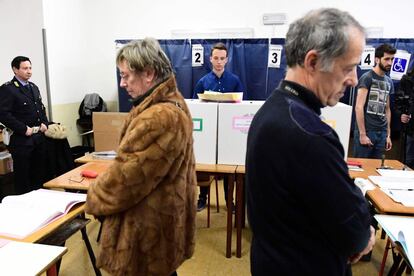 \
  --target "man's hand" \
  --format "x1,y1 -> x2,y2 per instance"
348,226 -> 376,264
40,123 -> 48,133
359,133 -> 373,147
25,126 -> 33,136
385,136 -> 392,151
401,114 -> 411,124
